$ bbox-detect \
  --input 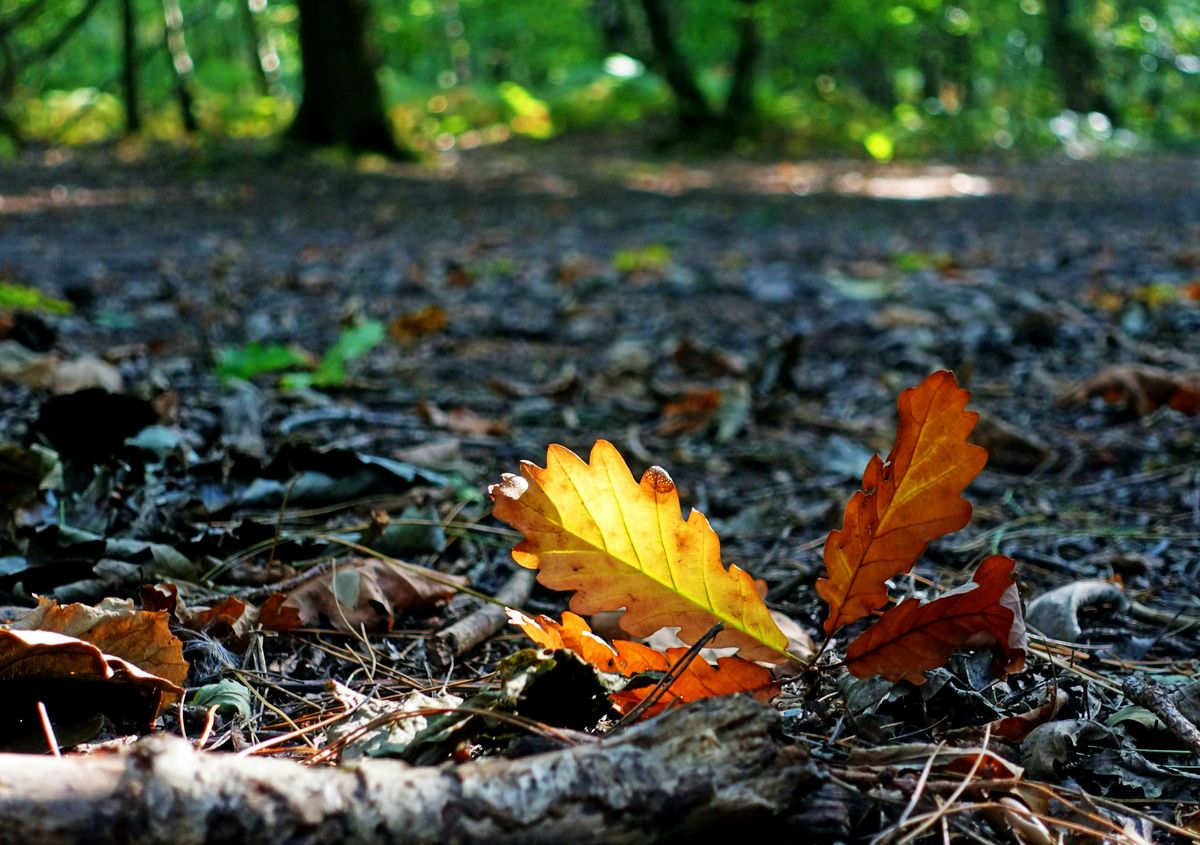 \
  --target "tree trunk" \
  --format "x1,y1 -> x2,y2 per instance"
239,0 -> 273,96
637,0 -> 716,131
1043,0 -> 1116,116
121,0 -> 140,133
288,0 -> 405,157
160,0 -> 198,133
724,0 -> 761,133
0,697 -> 817,844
